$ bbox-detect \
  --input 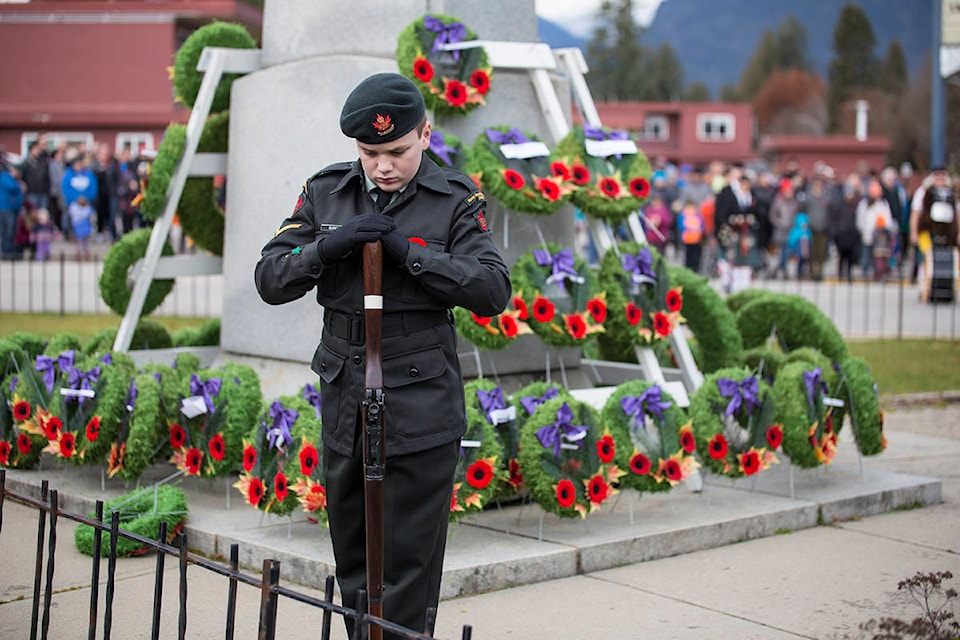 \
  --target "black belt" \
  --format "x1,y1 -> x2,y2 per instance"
323,310 -> 450,344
